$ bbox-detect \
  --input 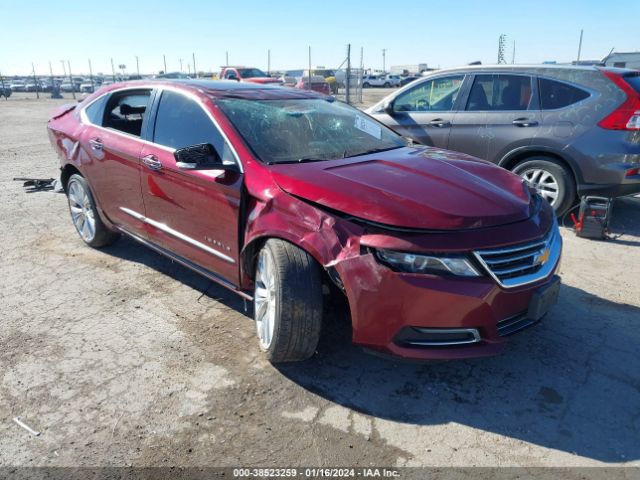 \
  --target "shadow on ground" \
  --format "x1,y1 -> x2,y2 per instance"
98,197 -> 640,464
